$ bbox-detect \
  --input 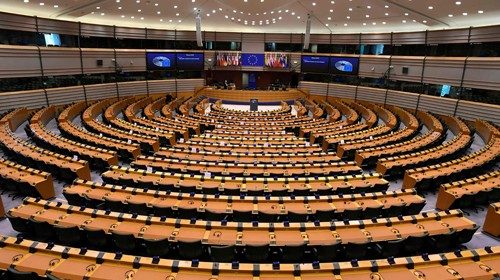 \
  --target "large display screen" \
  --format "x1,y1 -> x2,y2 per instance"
176,53 -> 204,70
330,57 -> 359,75
265,53 -> 289,68
216,52 -> 241,66
146,52 -> 175,70
241,53 -> 265,67
301,55 -> 330,73
44,33 -> 61,47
